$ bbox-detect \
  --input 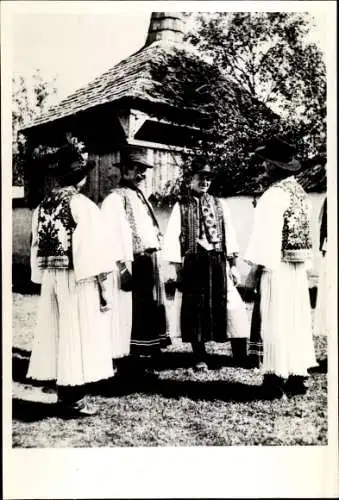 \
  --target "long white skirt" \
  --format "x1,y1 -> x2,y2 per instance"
314,253 -> 328,336
105,270 -> 132,358
27,269 -> 115,386
260,262 -> 317,378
